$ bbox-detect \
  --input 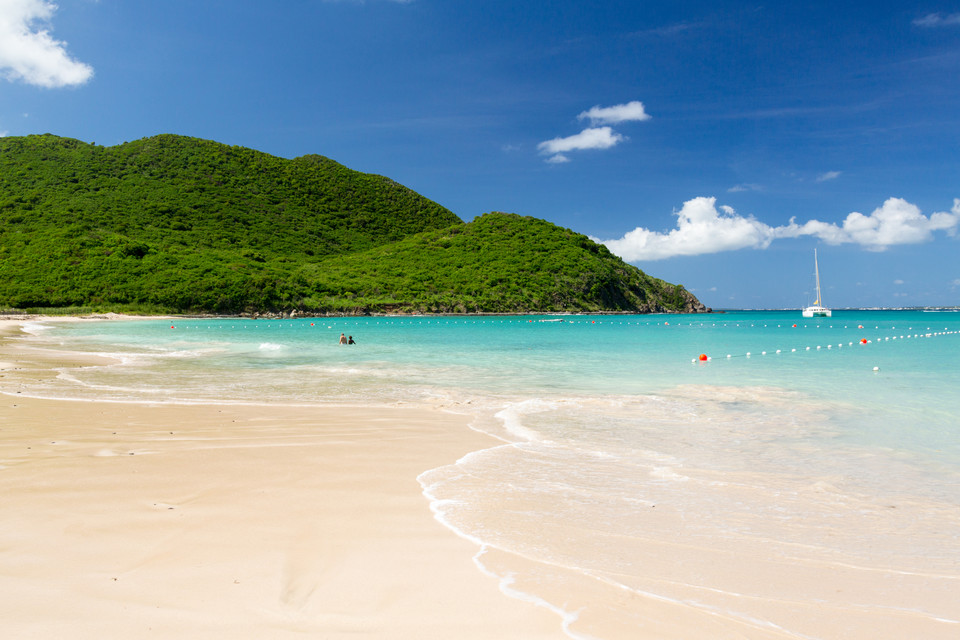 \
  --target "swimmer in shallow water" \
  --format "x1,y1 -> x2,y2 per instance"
348,336 -> 355,345
338,333 -> 347,345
